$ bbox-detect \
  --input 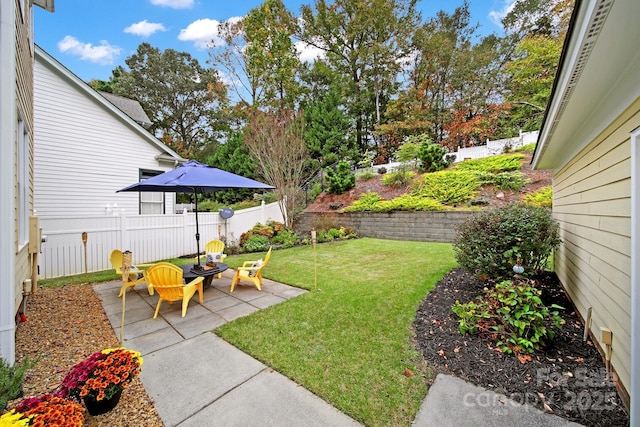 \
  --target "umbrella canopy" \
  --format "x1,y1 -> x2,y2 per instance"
117,160 -> 274,266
